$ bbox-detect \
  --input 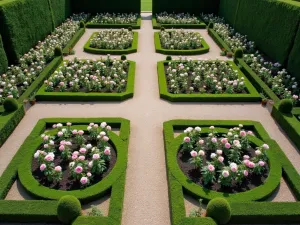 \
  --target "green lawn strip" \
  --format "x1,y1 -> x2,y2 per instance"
36,60 -> 136,102
154,32 -> 209,55
157,60 -> 261,102
84,32 -> 138,55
